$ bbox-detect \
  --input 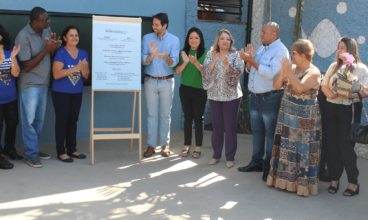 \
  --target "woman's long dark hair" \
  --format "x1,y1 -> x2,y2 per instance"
183,27 -> 205,59
328,37 -> 361,82
0,24 -> 12,50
